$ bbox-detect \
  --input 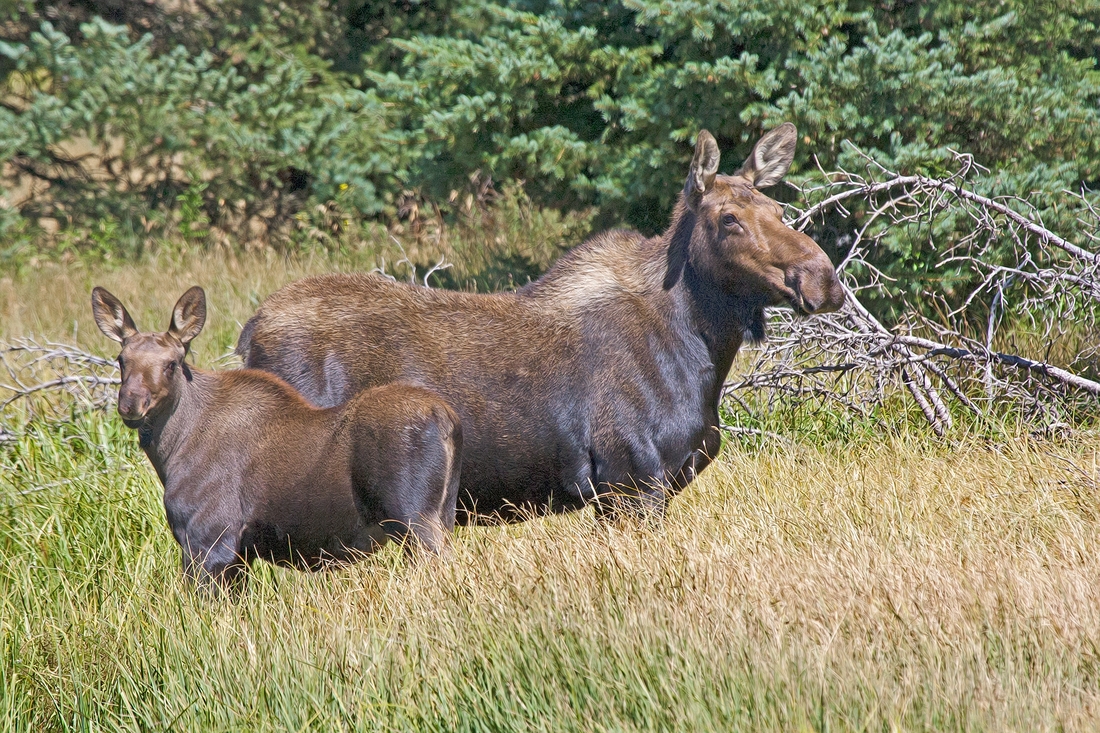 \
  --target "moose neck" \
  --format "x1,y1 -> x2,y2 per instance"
662,205 -> 750,383
133,366 -> 210,485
